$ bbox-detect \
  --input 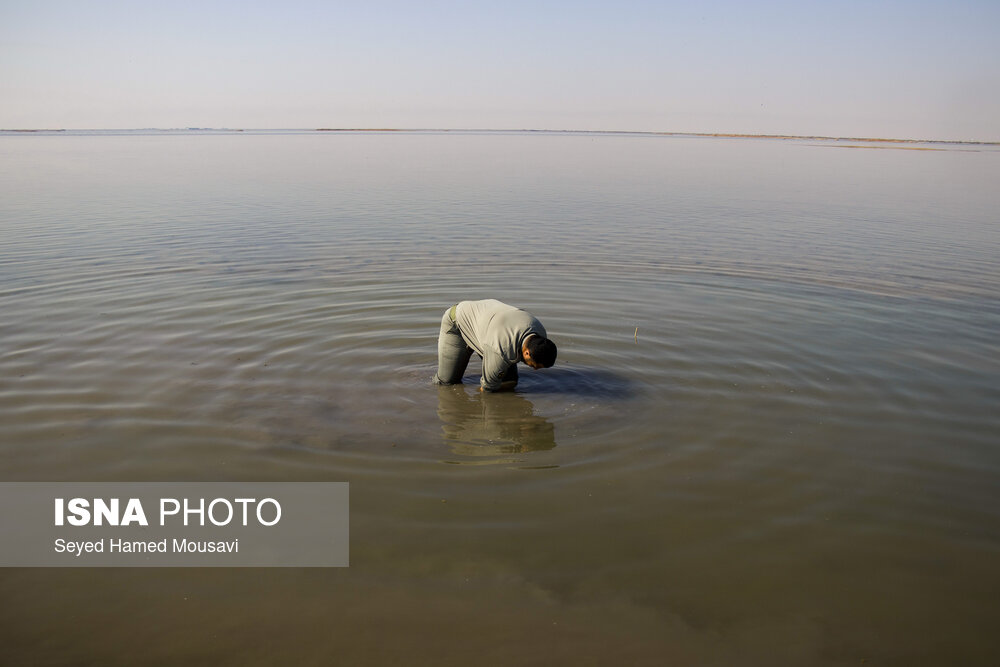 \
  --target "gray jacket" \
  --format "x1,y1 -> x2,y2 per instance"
454,299 -> 547,391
